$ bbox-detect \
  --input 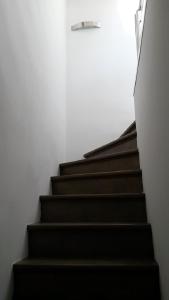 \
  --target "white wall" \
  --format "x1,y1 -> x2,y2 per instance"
134,0 -> 169,299
0,1 -> 66,299
66,0 -> 138,160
